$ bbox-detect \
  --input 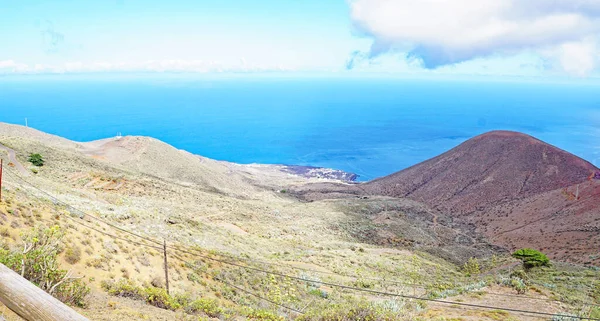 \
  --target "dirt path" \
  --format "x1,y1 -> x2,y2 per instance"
0,143 -> 29,176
